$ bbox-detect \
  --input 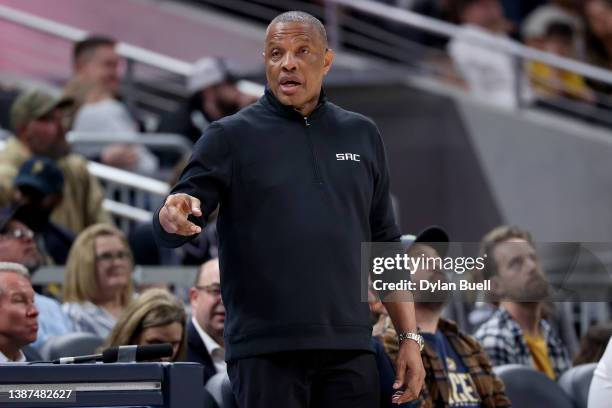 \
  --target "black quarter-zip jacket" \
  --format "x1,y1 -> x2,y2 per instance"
153,87 -> 401,361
